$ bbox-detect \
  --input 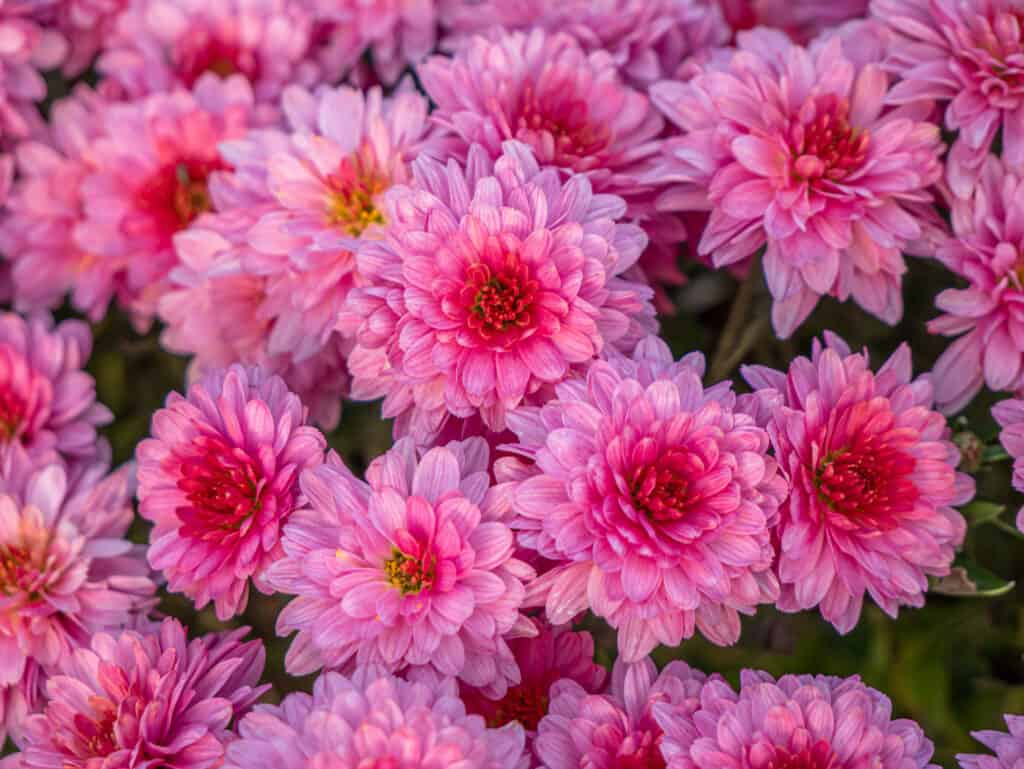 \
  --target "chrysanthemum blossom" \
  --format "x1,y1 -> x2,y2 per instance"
742,333 -> 973,634
0,312 -> 111,472
266,437 -> 535,696
0,3 -> 66,141
535,657 -> 711,769
0,456 -> 156,746
226,666 -> 527,769
992,399 -> 1024,533
460,618 -> 606,739
656,669 -> 939,769
440,0 -> 730,88
717,0 -> 869,42
19,618 -> 267,769
97,0 -> 328,104
346,140 -> 656,439
929,157 -> 1024,413
136,364 -> 326,621
959,714 -> 1024,769
503,336 -> 785,661
873,0 -> 1024,197
76,74 -> 257,328
651,30 -> 944,337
